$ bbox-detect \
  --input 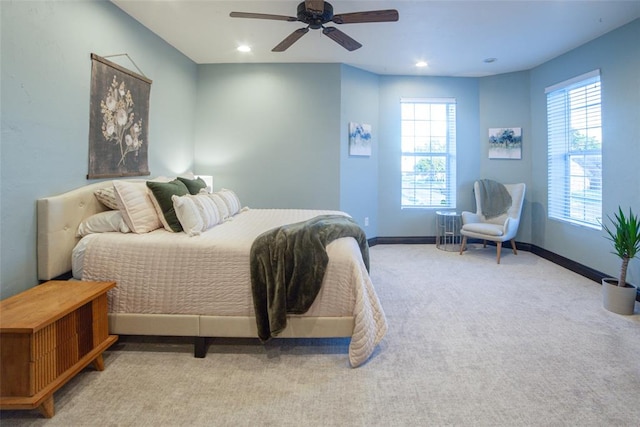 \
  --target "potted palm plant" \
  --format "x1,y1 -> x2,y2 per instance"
601,207 -> 640,315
